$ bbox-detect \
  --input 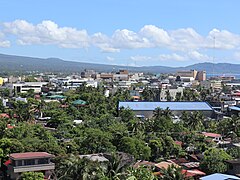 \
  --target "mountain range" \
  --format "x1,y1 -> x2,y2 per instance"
0,53 -> 239,74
